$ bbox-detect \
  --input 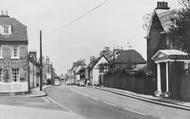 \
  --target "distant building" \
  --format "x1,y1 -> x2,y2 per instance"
89,55 -> 109,86
0,11 -> 29,93
99,47 -> 113,60
28,51 -> 40,88
109,49 -> 146,71
67,59 -> 86,84
42,56 -> 54,85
